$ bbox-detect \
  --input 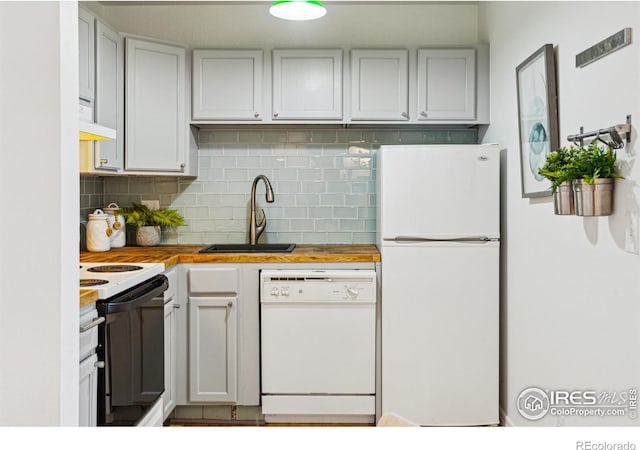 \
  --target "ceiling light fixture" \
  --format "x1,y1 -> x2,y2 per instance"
269,0 -> 327,21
